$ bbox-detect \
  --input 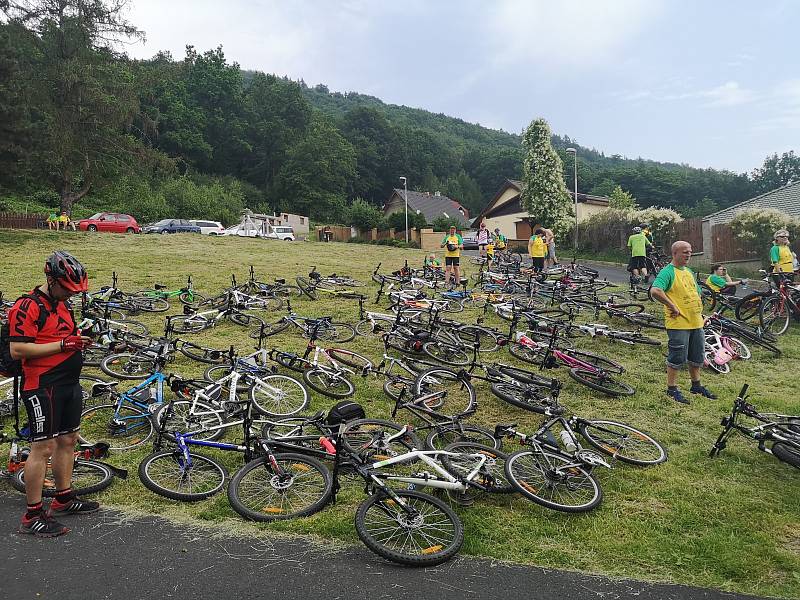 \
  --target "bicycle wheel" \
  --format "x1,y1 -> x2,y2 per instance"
460,296 -> 487,310
152,400 -> 226,442
698,282 -> 717,313
490,382 -> 555,414
578,420 -> 667,466
79,404 -> 154,451
295,277 -> 318,300
228,454 -> 333,521
12,459 -> 114,497
441,442 -> 514,494
724,337 -> 751,360
229,311 -> 266,329
504,449 -> 602,512
704,350 -> 730,374
508,342 -> 542,364
735,292 -> 766,322
170,314 -> 208,334
178,342 -> 226,365
610,332 -> 662,346
562,348 -> 625,374
315,322 -> 356,344
425,424 -> 501,450
303,368 -> 354,399
100,353 -> 155,379
340,419 -> 422,458
414,368 -> 476,418
759,296 -> 790,336
132,296 -> 170,313
325,348 -> 373,372
178,290 -> 207,307
622,312 -> 665,330
498,365 -> 556,387
250,374 -> 309,417
772,443 -> 800,468
382,376 -> 414,401
456,325 -> 500,352
421,341 -> 470,366
355,489 -> 463,567
249,318 -> 291,337
138,450 -> 226,501
568,368 -> 635,396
